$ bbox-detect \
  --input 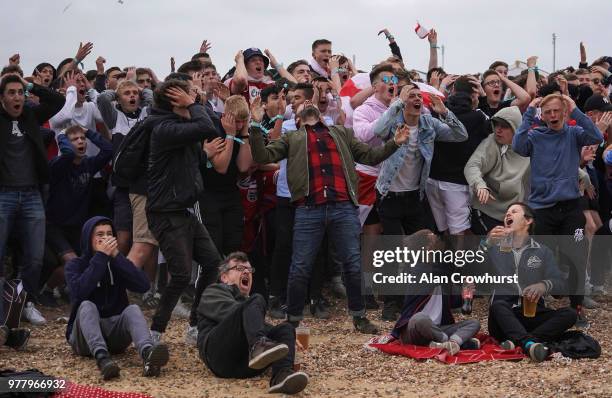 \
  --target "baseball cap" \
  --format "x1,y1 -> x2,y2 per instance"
243,48 -> 269,69
584,94 -> 612,112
